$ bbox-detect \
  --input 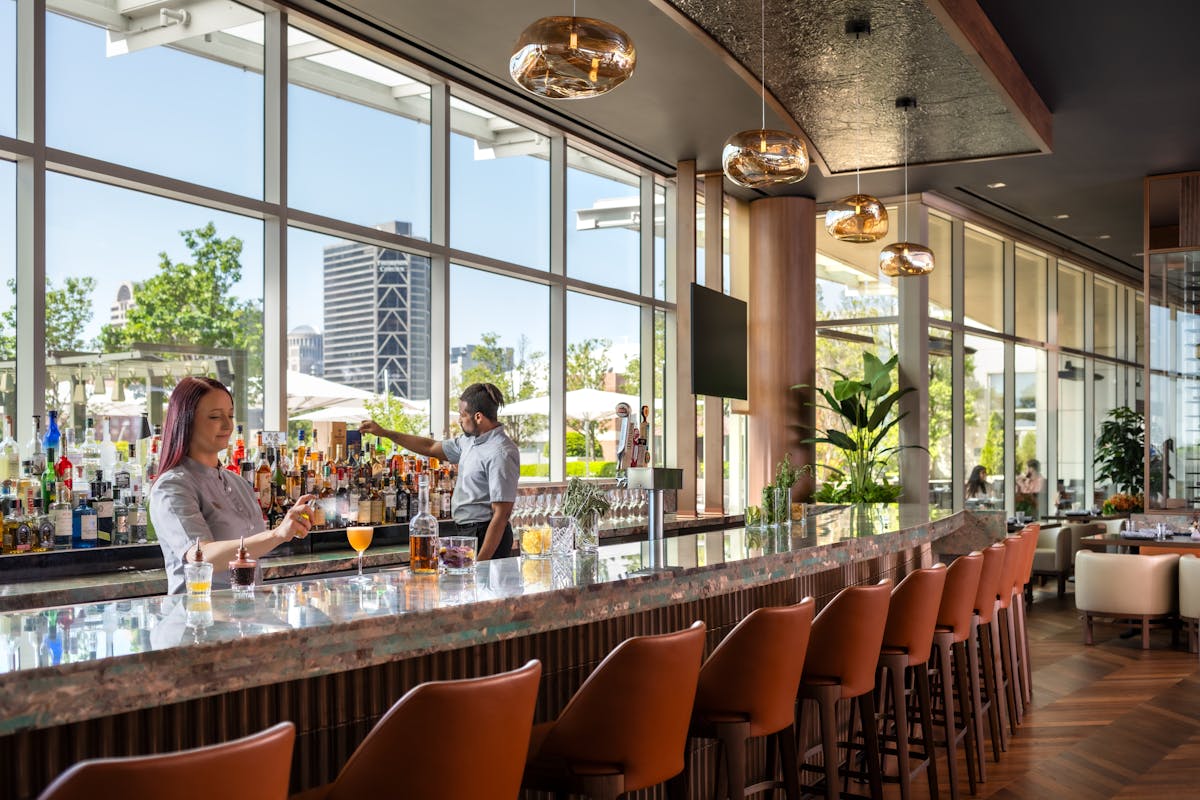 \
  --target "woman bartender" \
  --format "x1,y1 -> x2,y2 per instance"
359,382 -> 520,560
150,376 -> 315,594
